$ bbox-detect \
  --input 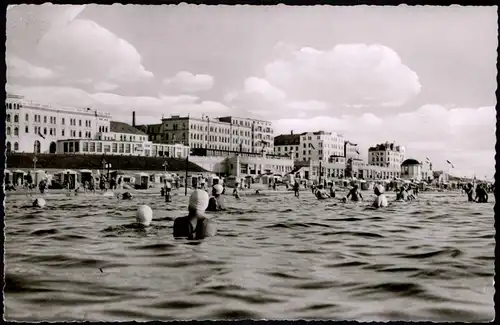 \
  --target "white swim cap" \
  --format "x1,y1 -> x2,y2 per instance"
189,189 -> 210,211
213,184 -> 223,195
136,205 -> 153,226
375,184 -> 385,194
33,198 -> 46,208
